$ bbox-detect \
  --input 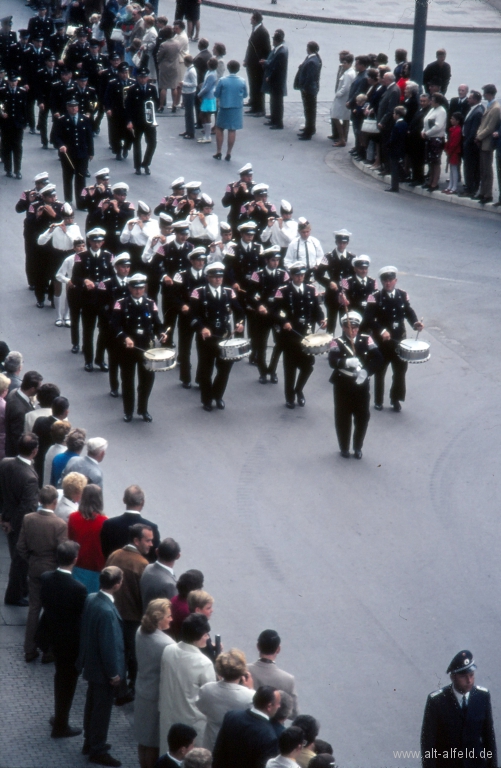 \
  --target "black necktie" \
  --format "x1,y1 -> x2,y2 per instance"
462,694 -> 467,713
